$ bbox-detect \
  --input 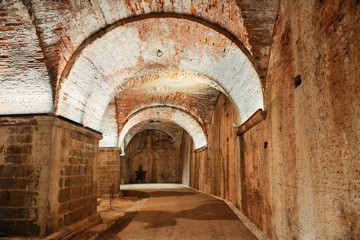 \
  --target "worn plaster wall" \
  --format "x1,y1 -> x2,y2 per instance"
96,148 -> 121,195
262,1 -> 360,239
0,116 -> 101,237
180,130 -> 193,186
240,121 -> 272,236
122,129 -> 182,184
190,93 -> 242,207
190,1 -> 360,239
